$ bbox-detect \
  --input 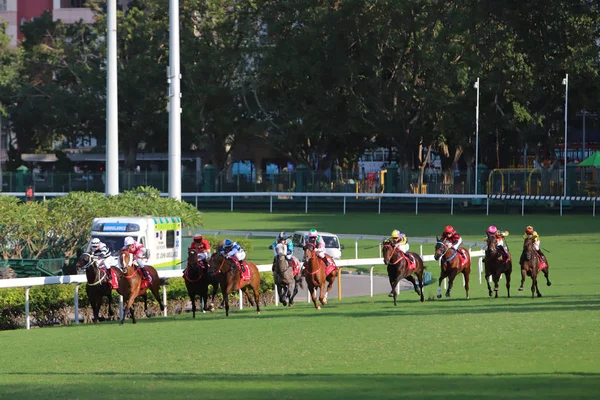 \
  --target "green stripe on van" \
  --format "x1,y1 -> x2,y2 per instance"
153,259 -> 182,269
